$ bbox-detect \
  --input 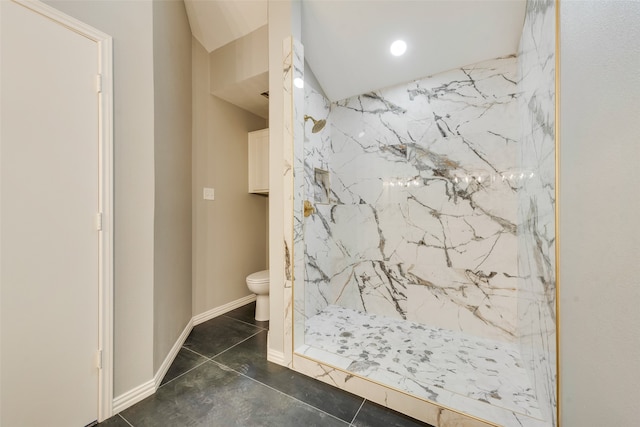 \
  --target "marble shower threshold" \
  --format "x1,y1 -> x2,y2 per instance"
298,305 -> 550,427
